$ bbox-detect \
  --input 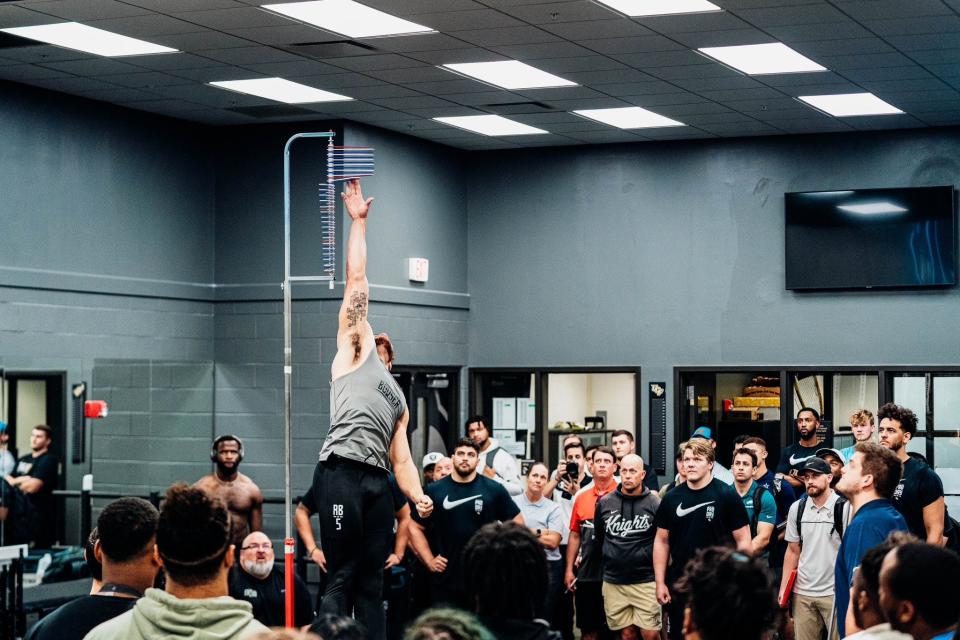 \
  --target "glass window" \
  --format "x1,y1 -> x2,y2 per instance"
933,436 -> 960,518
546,372 -> 634,431
471,370 -> 536,459
933,376 -> 960,430
892,376 -> 927,432
831,374 -> 879,432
